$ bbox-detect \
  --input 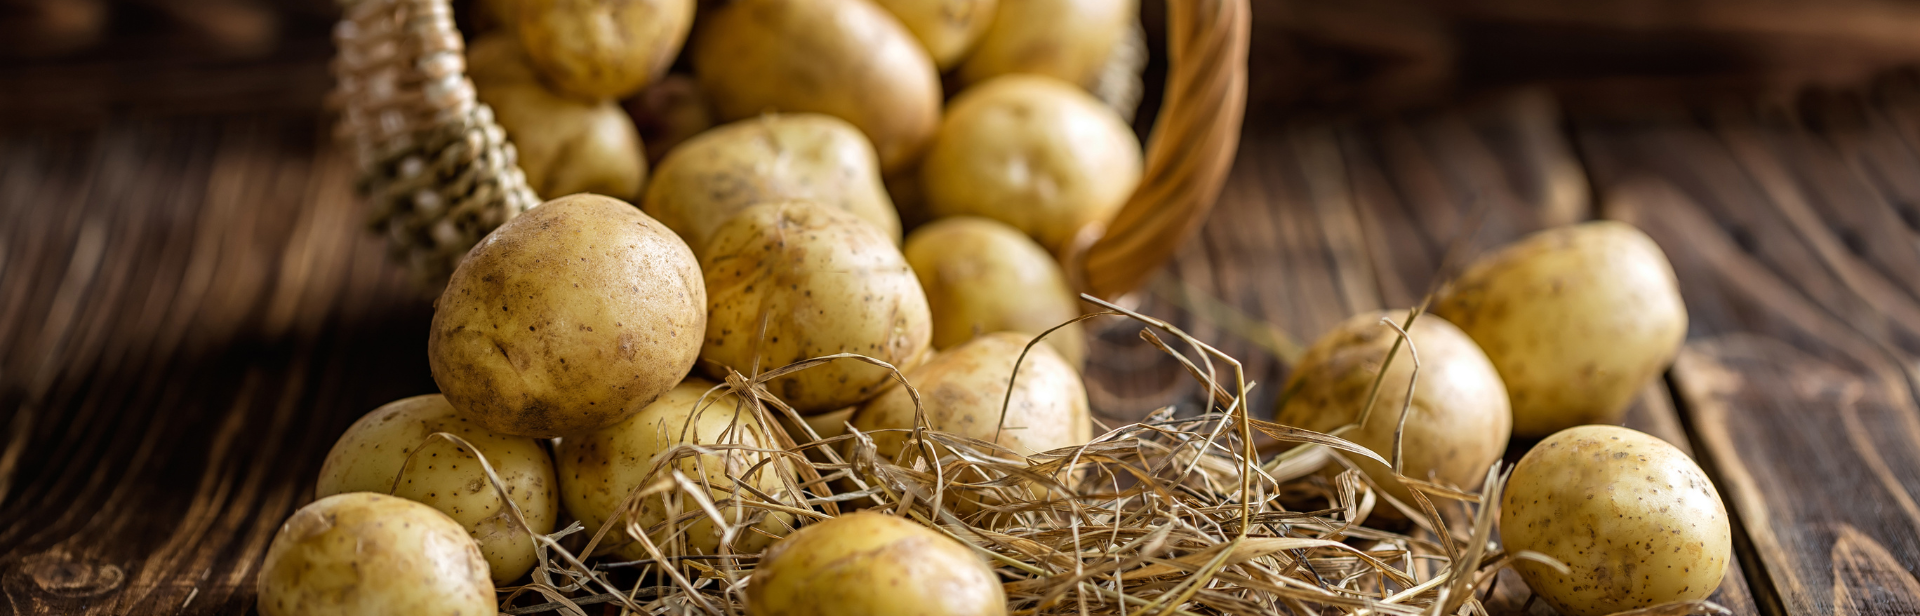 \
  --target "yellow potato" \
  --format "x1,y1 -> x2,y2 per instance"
904,217 -> 1085,368
642,113 -> 900,258
316,395 -> 558,583
430,194 -> 706,438
1431,221 -> 1688,437
1501,426 -> 1731,616
469,35 -> 645,201
701,201 -> 932,414
556,379 -> 794,560
692,0 -> 942,172
852,331 -> 1089,464
1275,311 -> 1509,512
956,0 -> 1135,89
257,493 -> 493,616
920,75 -> 1142,251
747,511 -> 1007,616
871,0 -> 998,70
516,0 -> 693,100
